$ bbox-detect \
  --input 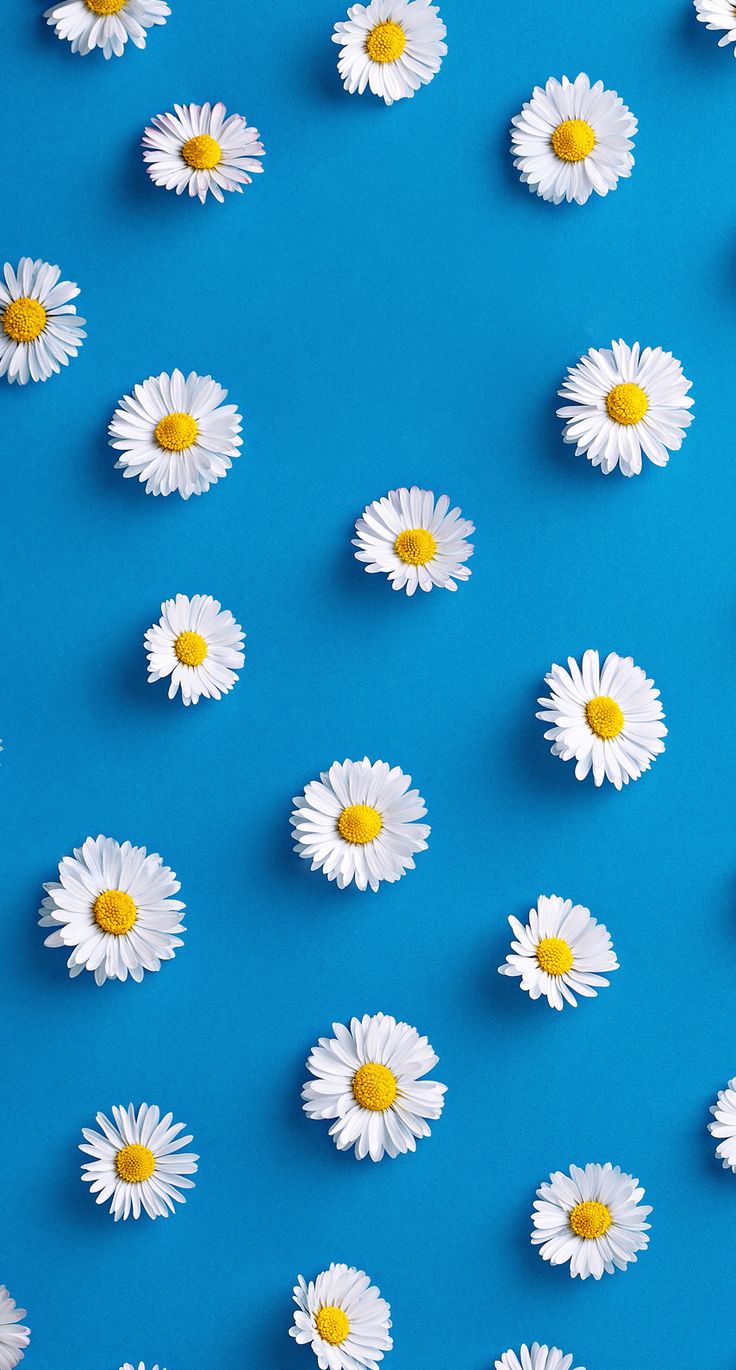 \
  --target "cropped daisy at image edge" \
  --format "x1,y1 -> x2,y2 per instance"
0,1286 -> 30,1370
495,1346 -> 583,1370
44,0 -> 170,58
0,257 -> 85,384
531,1161 -> 651,1279
303,1012 -> 446,1161
333,0 -> 446,105
708,1077 -> 736,1171
694,0 -> 736,54
80,1102 -> 198,1220
290,1263 -> 392,1370
511,73 -> 636,205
